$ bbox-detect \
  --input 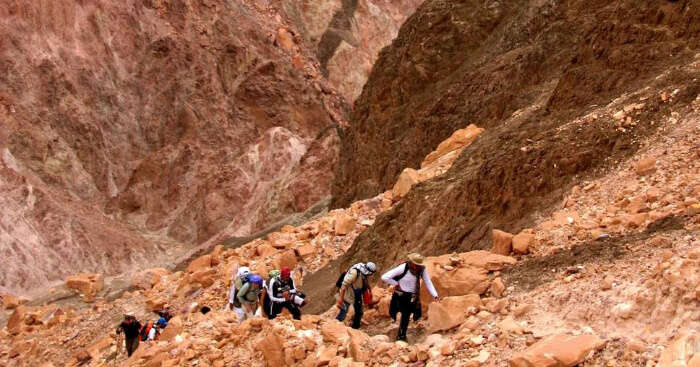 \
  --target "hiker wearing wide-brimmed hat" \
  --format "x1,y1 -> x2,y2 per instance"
381,253 -> 439,341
